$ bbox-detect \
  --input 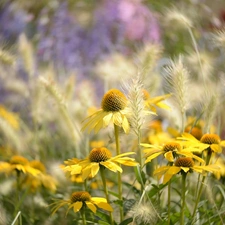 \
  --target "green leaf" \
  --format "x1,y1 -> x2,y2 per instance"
119,218 -> 133,225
